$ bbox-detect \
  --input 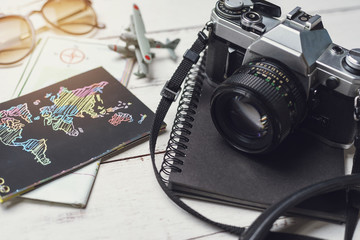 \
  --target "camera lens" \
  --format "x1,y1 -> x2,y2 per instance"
210,59 -> 306,154
228,98 -> 267,138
